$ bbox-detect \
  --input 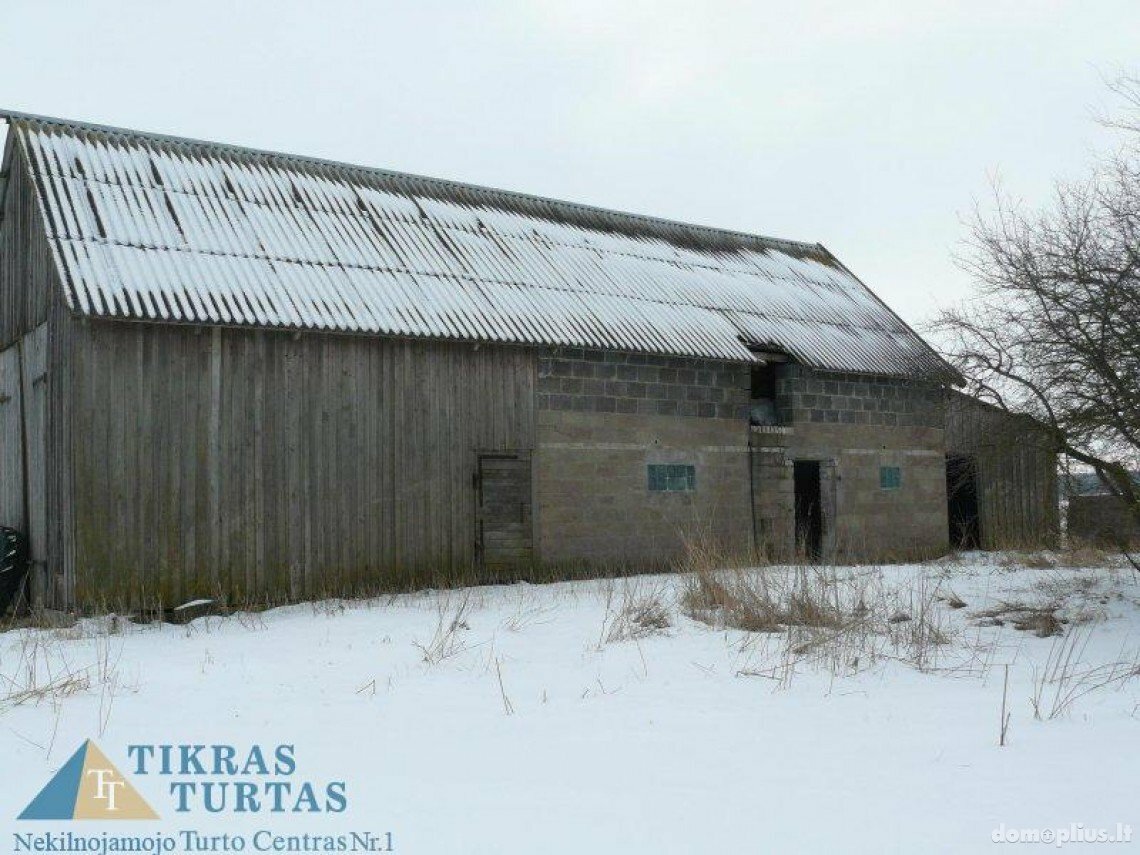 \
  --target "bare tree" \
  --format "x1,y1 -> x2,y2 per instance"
934,74 -> 1140,528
